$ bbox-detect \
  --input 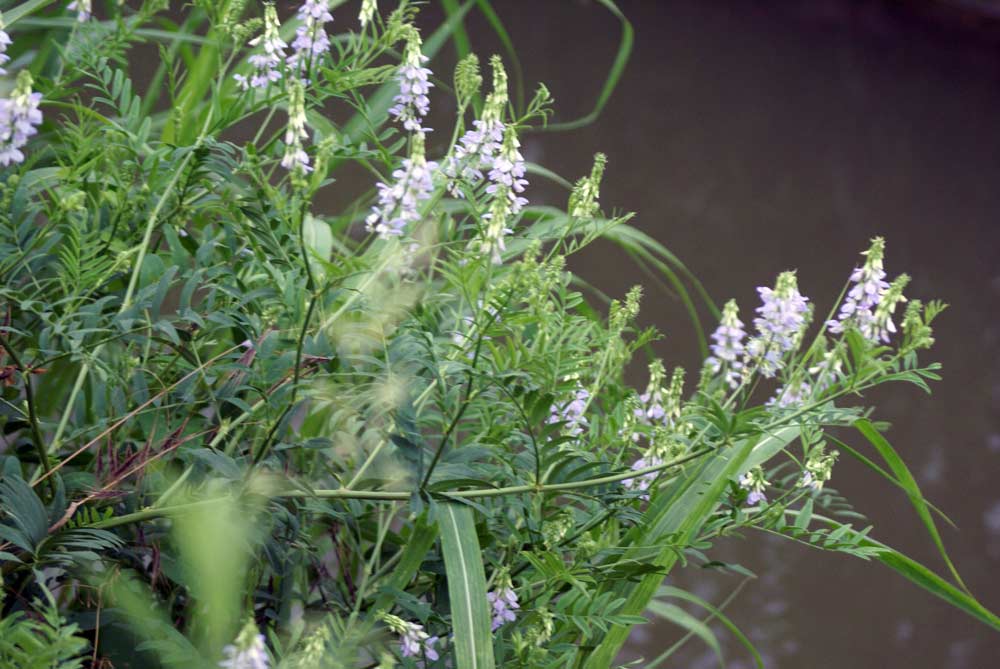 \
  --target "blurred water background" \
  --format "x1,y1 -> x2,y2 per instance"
419,1 -> 1000,666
